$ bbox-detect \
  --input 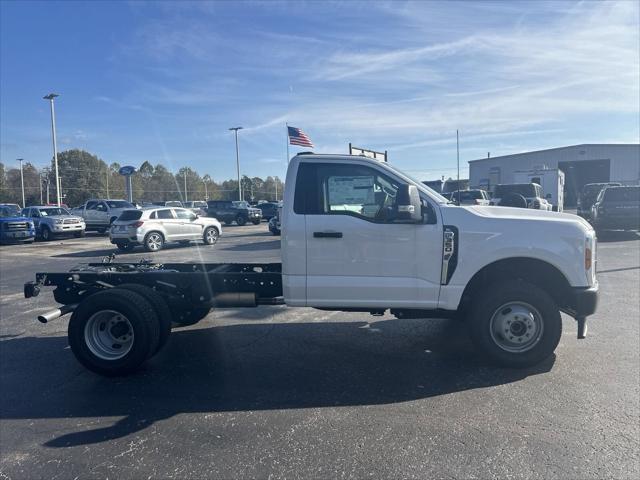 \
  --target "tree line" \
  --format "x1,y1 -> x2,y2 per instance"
0,149 -> 284,207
